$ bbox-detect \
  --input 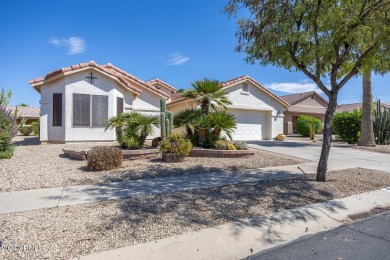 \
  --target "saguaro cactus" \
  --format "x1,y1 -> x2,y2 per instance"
160,98 -> 173,138
373,100 -> 390,145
